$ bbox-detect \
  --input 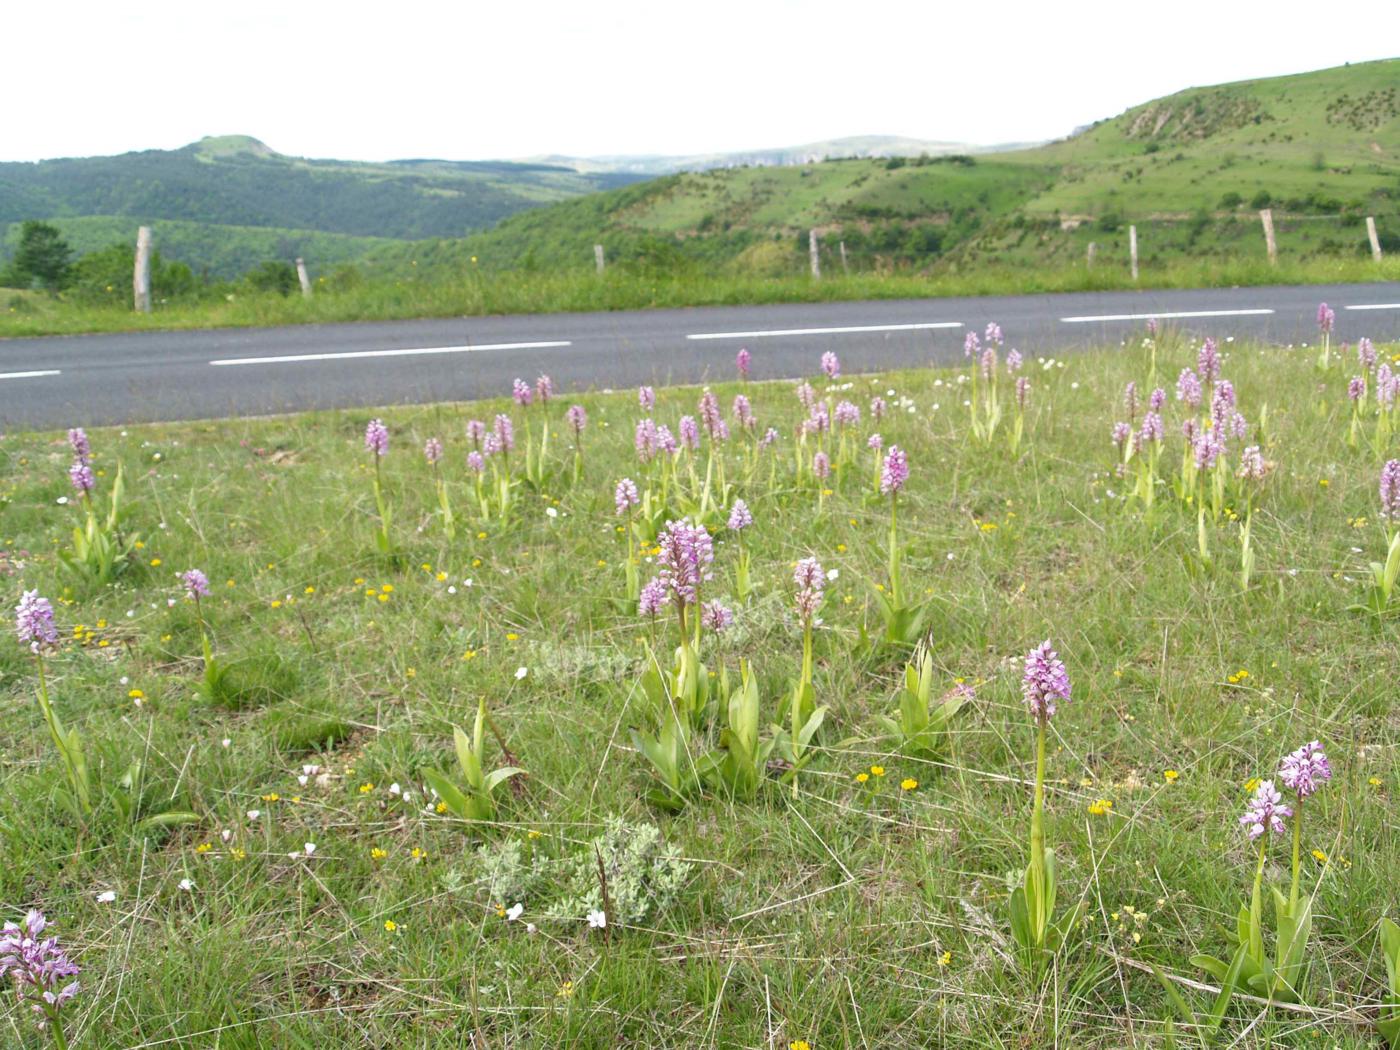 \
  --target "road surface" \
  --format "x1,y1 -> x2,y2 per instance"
1,281 -> 1397,430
